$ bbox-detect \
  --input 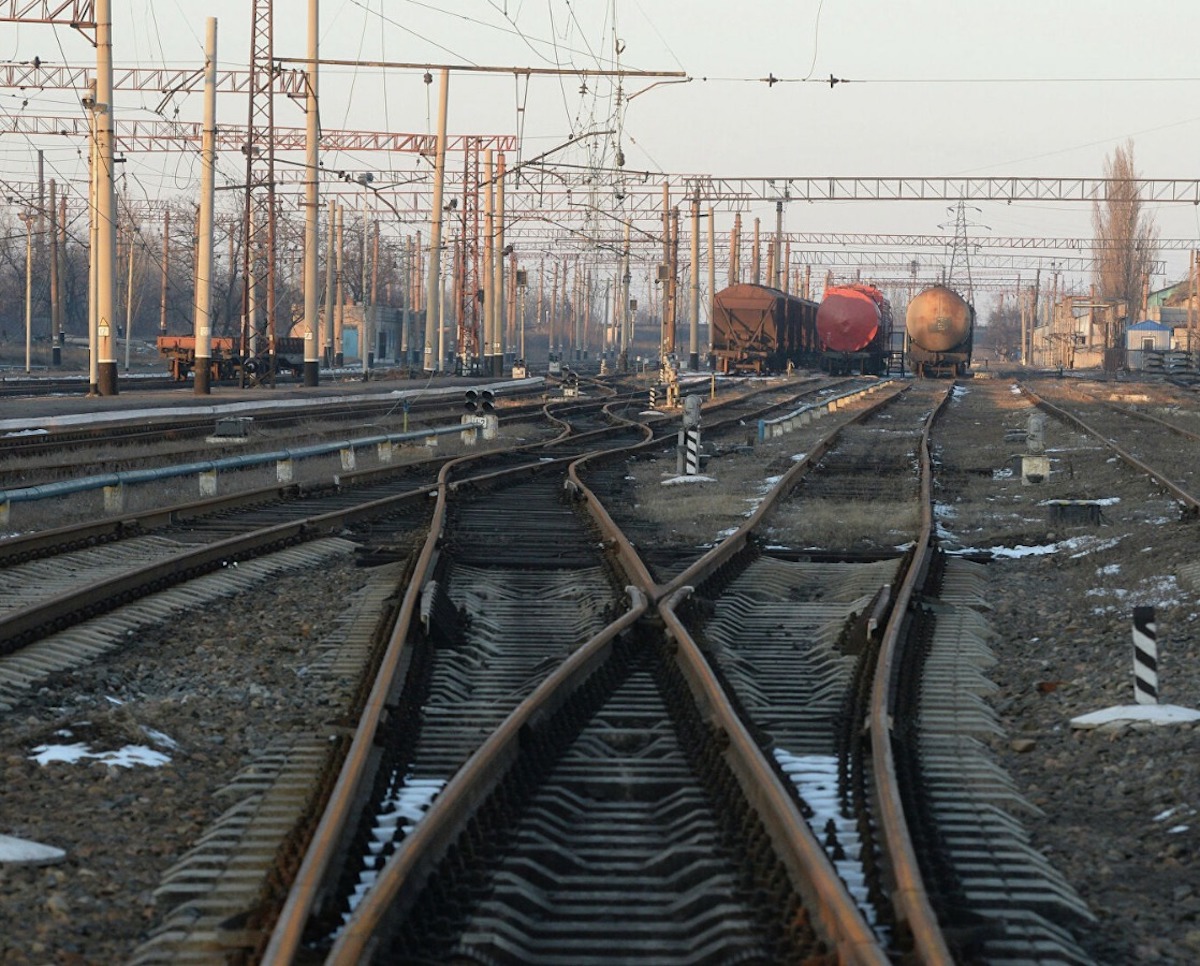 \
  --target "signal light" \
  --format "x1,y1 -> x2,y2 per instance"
465,389 -> 495,413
